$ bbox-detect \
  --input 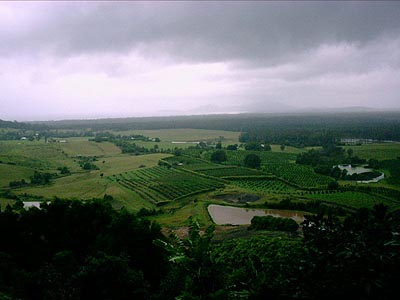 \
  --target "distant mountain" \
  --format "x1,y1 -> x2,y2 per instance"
241,100 -> 295,113
296,106 -> 377,113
